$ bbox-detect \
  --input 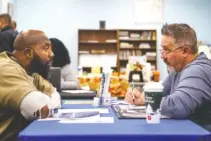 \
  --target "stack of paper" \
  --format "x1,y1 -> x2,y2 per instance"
38,108 -> 114,124
111,104 -> 169,119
